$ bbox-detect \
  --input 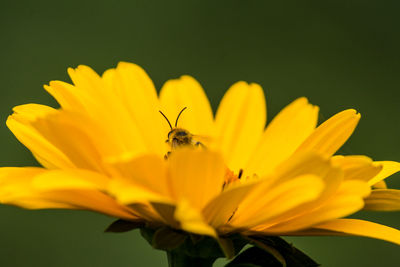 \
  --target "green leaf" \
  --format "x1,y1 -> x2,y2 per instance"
104,219 -> 144,233
179,233 -> 247,259
249,236 -> 319,267
246,236 -> 286,266
189,234 -> 204,244
218,237 -> 235,259
152,227 -> 187,251
226,236 -> 320,267
225,246 -> 286,267
181,235 -> 226,258
140,226 -> 250,264
167,250 -> 216,267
